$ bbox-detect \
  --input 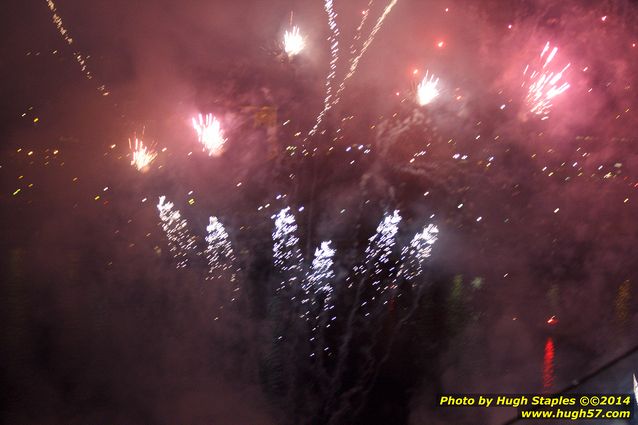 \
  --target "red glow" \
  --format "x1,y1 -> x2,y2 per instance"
543,337 -> 555,391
